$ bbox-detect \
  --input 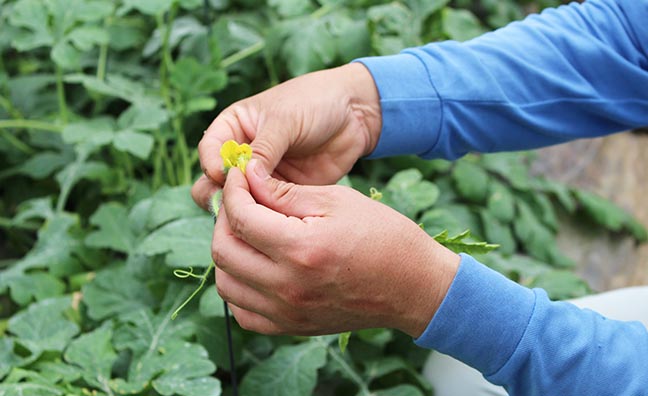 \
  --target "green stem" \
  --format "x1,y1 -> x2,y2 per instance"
220,40 -> 266,69
0,217 -> 39,231
0,119 -> 62,133
172,261 -> 214,319
0,95 -> 23,119
263,48 -> 279,87
157,6 -> 191,185
0,128 -> 34,155
311,3 -> 334,19
55,66 -> 68,123
152,131 -> 164,190
327,346 -> 371,395
97,43 -> 109,81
